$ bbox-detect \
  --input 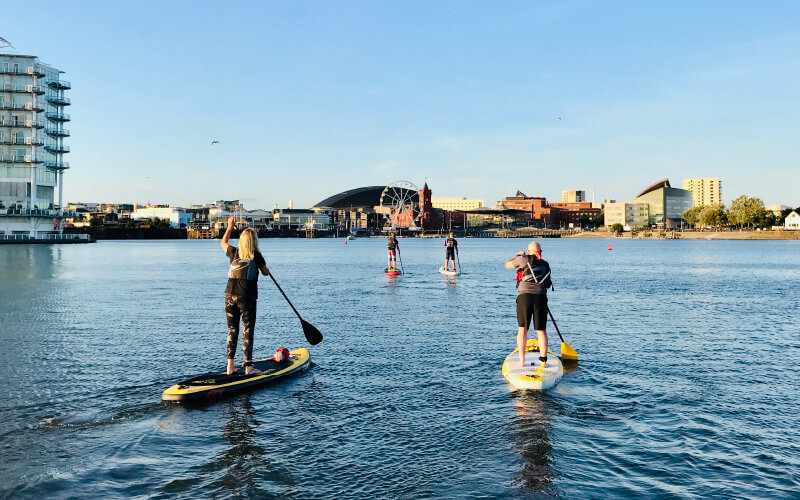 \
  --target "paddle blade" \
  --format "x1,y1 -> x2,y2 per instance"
301,319 -> 323,345
560,341 -> 578,361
